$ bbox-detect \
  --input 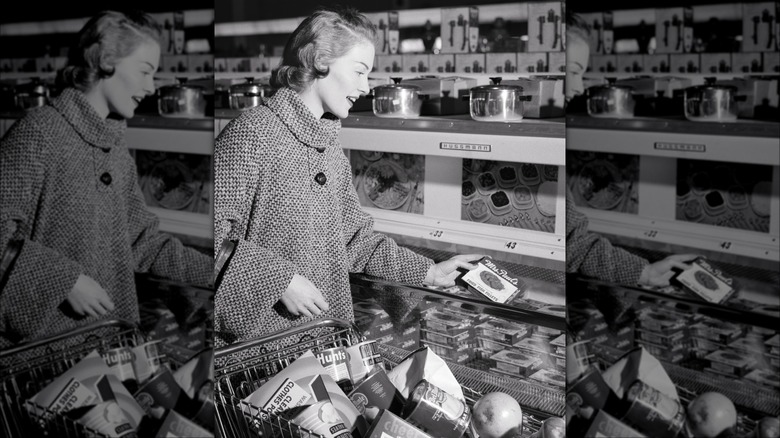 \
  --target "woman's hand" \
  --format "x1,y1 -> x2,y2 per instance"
424,254 -> 484,287
280,274 -> 330,317
639,254 -> 699,287
66,274 -> 115,318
